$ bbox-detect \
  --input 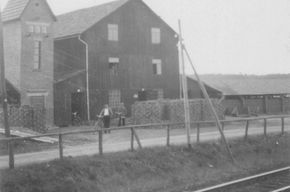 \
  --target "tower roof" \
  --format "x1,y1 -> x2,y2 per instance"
2,0 -> 56,22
